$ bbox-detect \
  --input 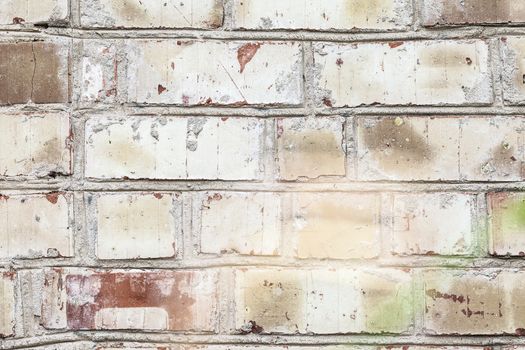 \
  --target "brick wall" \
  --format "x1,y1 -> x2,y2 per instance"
1,0 -> 525,349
